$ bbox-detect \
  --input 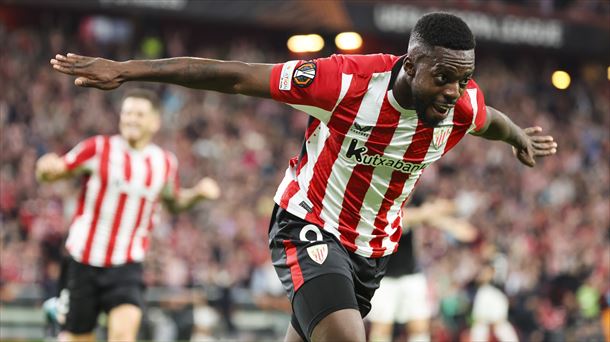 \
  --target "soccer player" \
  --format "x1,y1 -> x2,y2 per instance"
470,243 -> 519,342
35,88 -> 220,342
368,198 -> 477,342
49,13 -> 557,342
